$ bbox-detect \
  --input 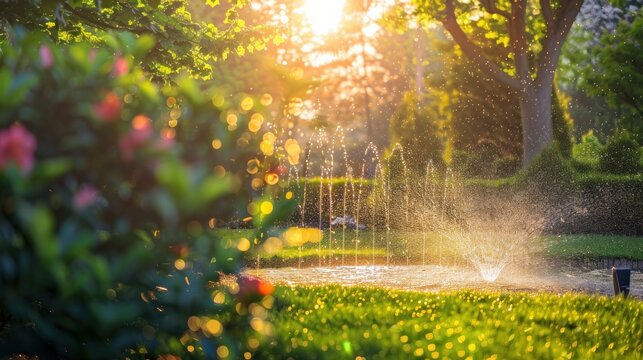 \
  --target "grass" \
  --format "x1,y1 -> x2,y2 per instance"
259,247 -> 387,261
543,234 -> 643,260
216,229 -> 643,263
257,285 -> 642,359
